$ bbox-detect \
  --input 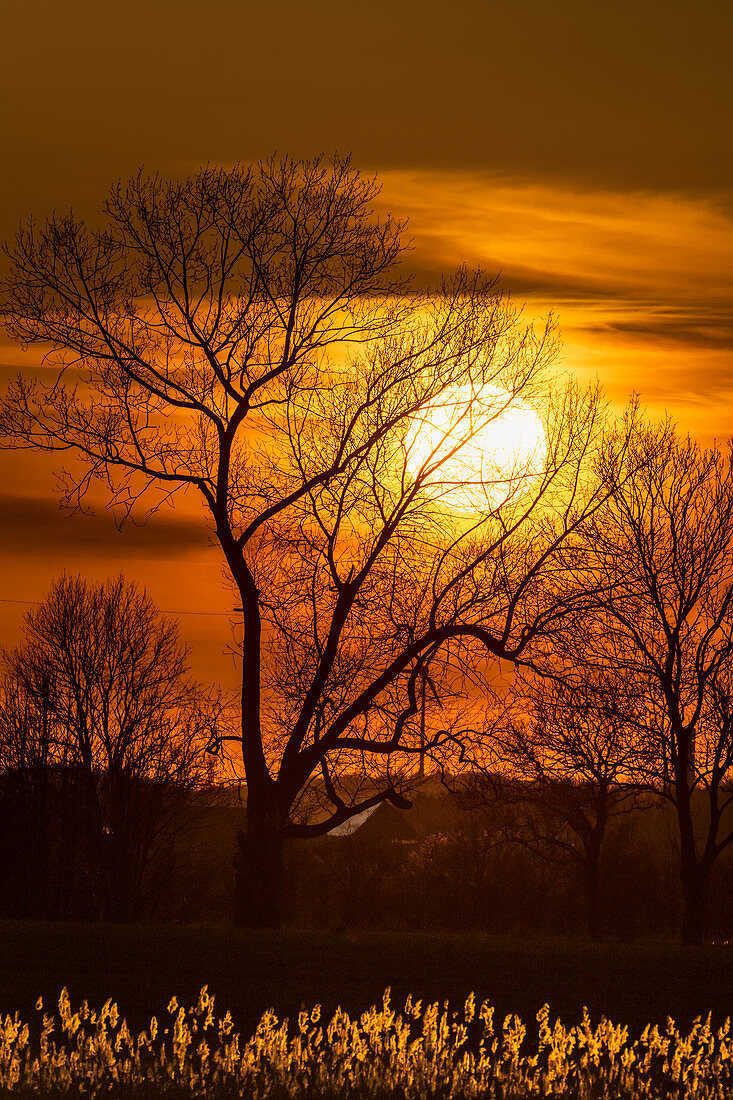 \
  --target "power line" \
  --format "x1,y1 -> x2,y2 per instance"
0,596 -> 237,617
